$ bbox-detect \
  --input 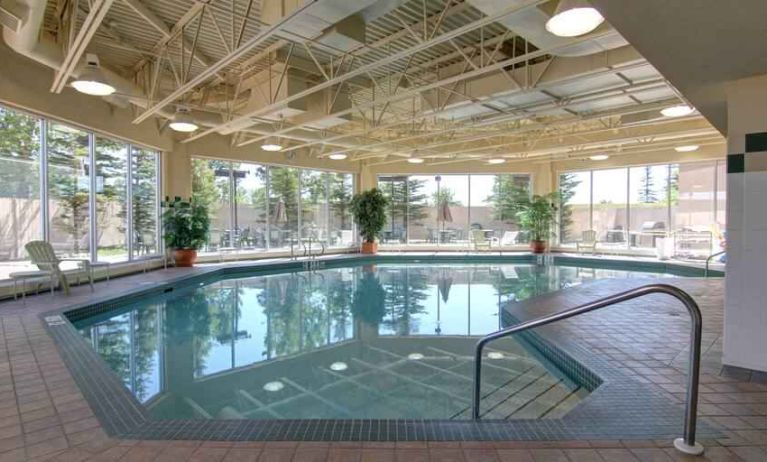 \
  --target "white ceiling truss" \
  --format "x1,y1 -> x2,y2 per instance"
34,0 -> 722,164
